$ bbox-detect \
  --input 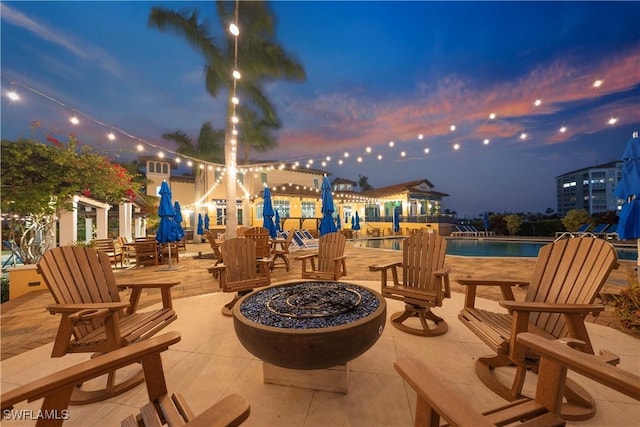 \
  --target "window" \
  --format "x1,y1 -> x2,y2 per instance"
301,201 -> 315,218
274,200 -> 290,217
313,178 -> 319,189
261,173 -> 267,185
